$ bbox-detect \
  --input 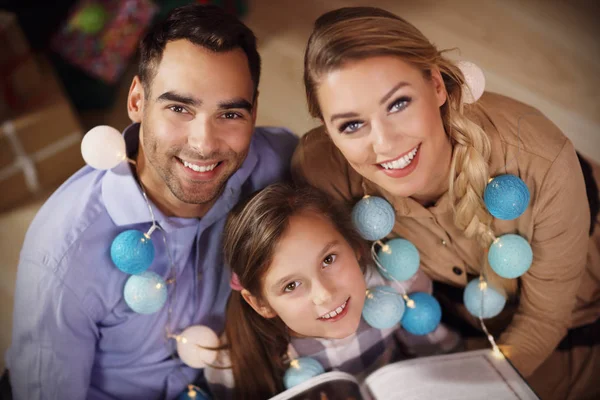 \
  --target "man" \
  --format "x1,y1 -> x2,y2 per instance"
5,5 -> 297,399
